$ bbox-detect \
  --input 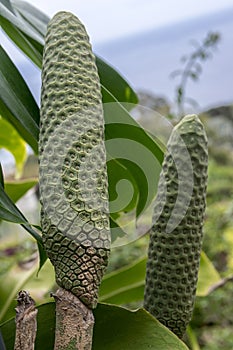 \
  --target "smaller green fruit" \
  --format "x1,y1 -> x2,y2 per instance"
144,114 -> 208,338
